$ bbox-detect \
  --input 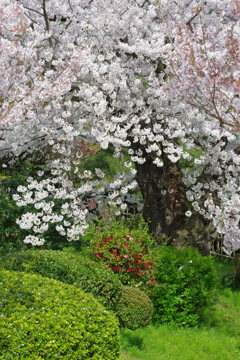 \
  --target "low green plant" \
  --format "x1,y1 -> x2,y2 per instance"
116,286 -> 153,330
0,269 -> 120,360
87,215 -> 156,291
201,287 -> 240,336
211,256 -> 235,290
120,255 -> 240,360
0,168 -> 32,253
232,253 -> 240,289
0,250 -> 122,310
0,192 -> 24,253
152,246 -> 216,326
120,322 -> 240,360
